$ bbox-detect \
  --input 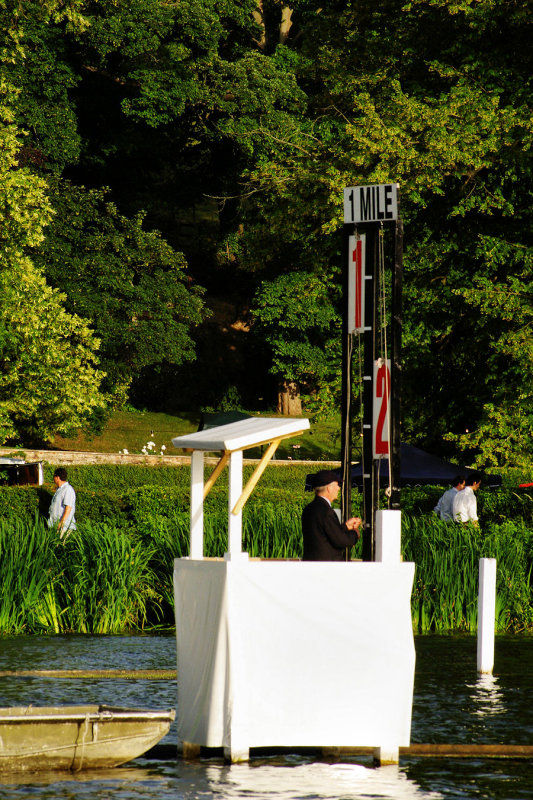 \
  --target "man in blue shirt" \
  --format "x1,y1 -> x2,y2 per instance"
48,467 -> 76,537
